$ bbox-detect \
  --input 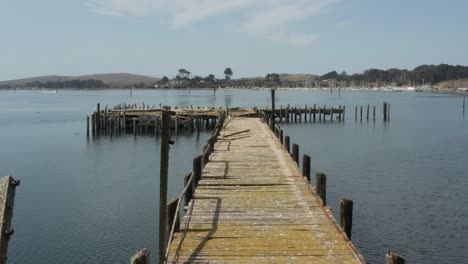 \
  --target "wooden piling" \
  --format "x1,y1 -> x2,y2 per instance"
86,115 -> 90,138
167,198 -> 180,234
366,104 -> 369,122
133,118 -> 137,136
130,248 -> 150,264
360,106 -> 363,122
158,109 -> 171,263
192,155 -> 202,189
270,88 -> 275,130
184,173 -> 193,207
388,103 -> 391,122
315,173 -> 326,206
302,155 -> 311,181
0,176 -> 19,264
96,103 -> 100,135
313,104 -> 316,122
354,106 -> 357,122
373,106 -> 376,121
340,198 -> 353,239
280,129 -> 284,145
338,106 -> 342,122
383,101 -> 387,122
343,106 -> 346,122
292,143 -> 299,165
284,136 -> 290,153
385,250 -> 405,264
